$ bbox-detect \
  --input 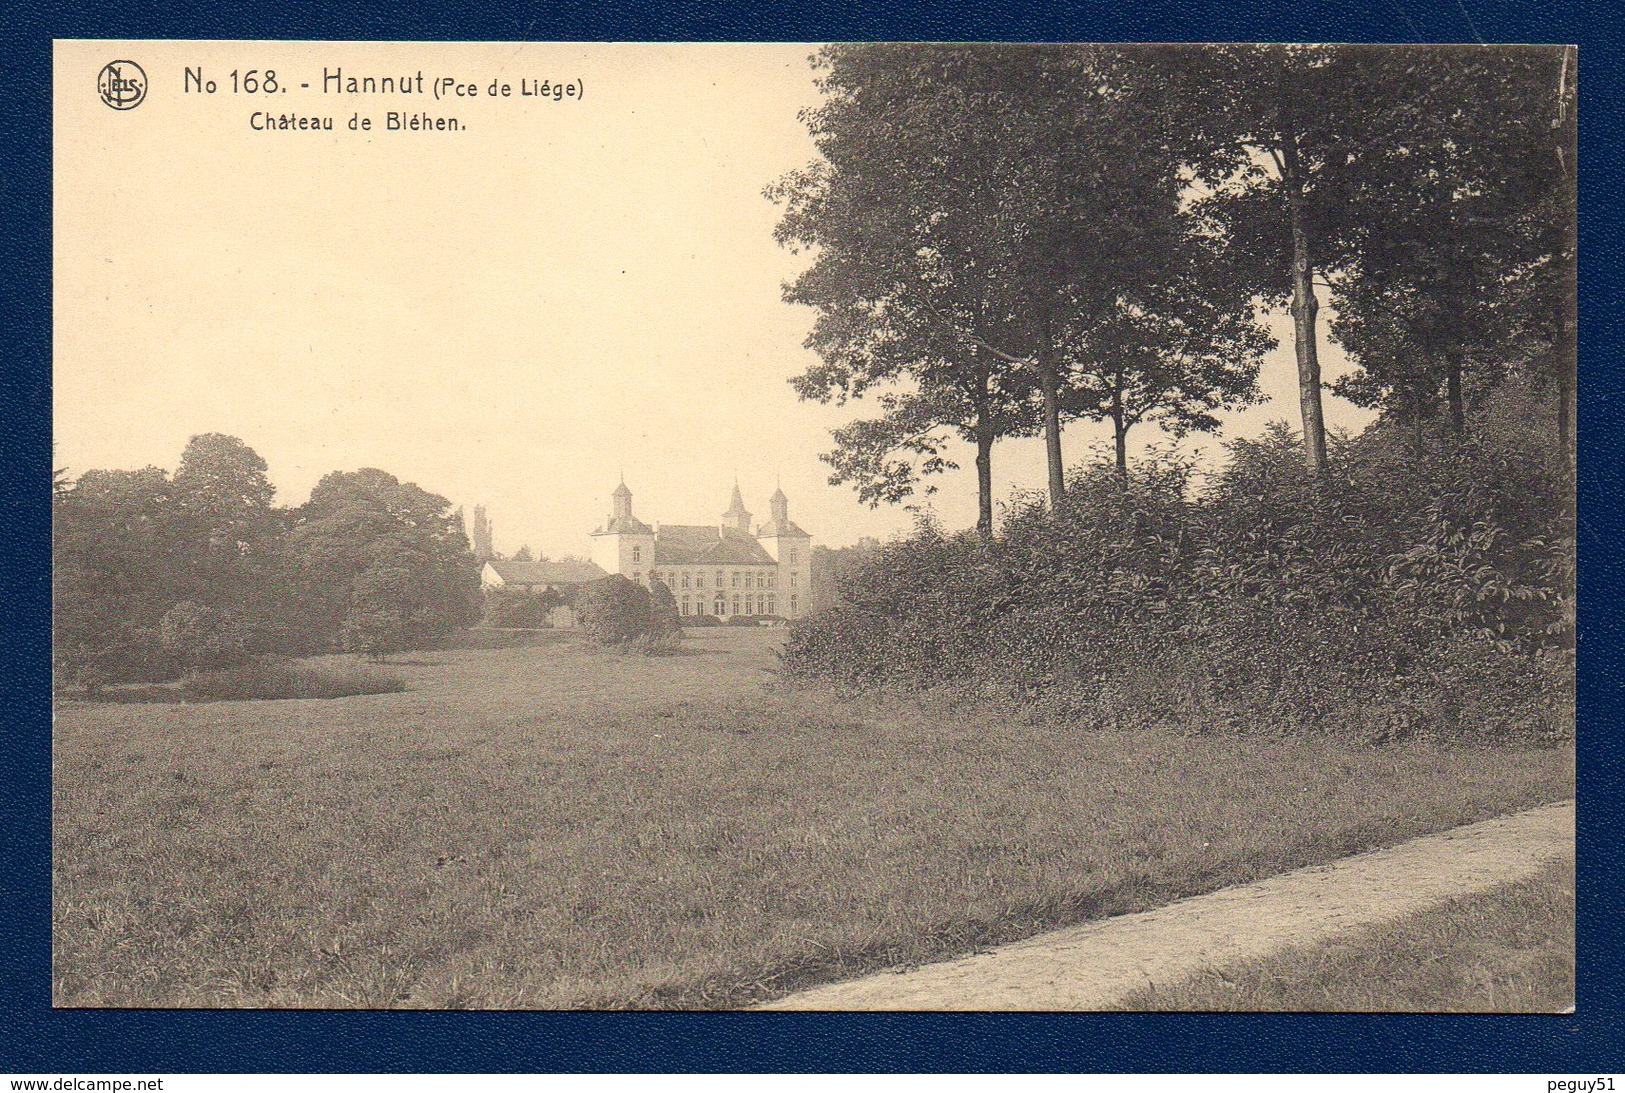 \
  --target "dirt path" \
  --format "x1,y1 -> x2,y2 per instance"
757,800 -> 1575,1011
